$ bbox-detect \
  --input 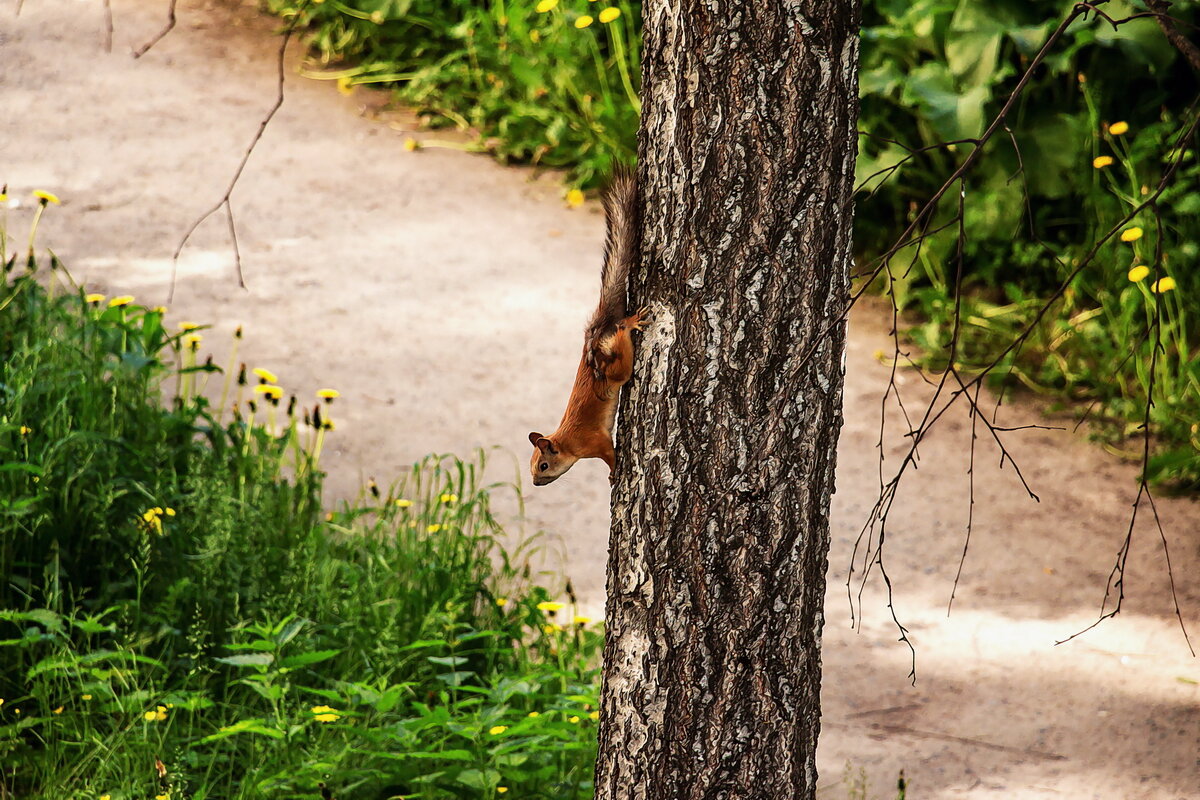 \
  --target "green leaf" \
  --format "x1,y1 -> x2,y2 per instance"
214,653 -> 274,667
280,649 -> 341,668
